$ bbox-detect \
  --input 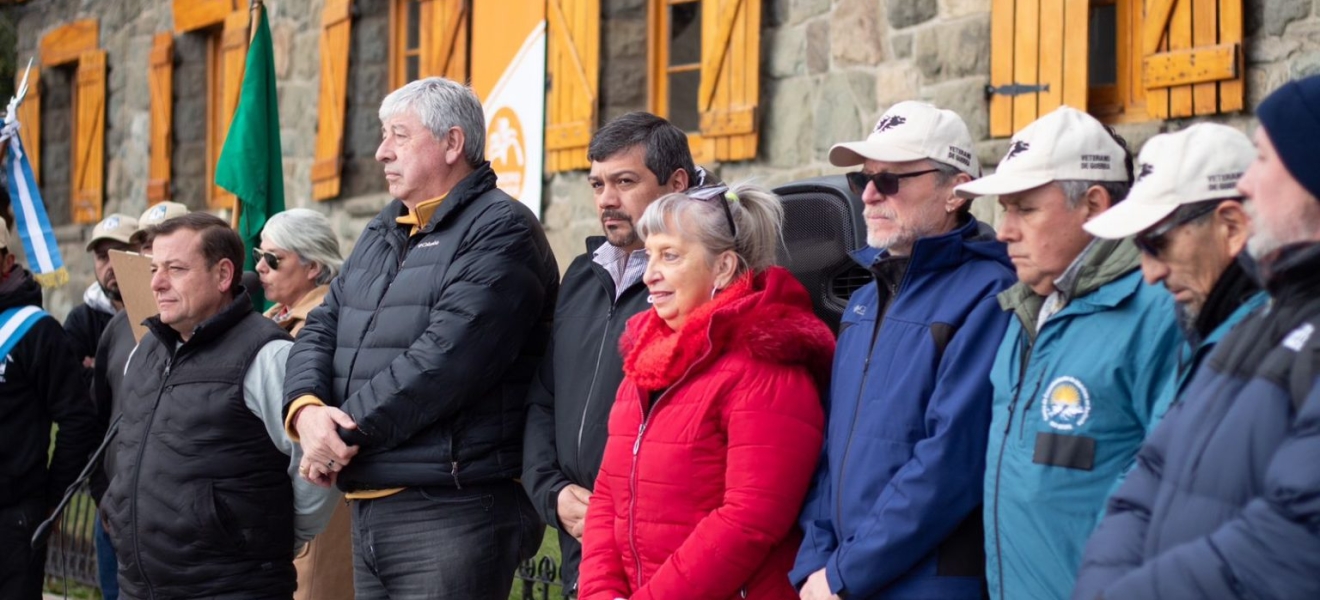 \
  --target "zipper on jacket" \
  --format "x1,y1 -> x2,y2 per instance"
834,277 -> 895,532
575,301 -> 617,478
626,332 -> 714,590
992,332 -> 1036,600
449,436 -> 462,489
130,355 -> 174,600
